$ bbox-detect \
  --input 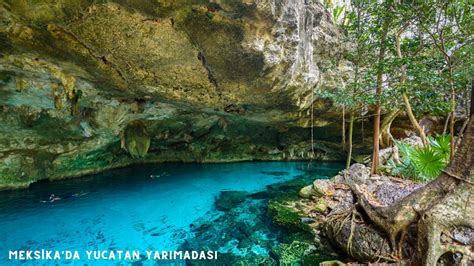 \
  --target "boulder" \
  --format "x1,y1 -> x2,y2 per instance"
402,135 -> 424,147
345,163 -> 371,184
325,215 -> 394,261
312,179 -> 331,196
378,147 -> 393,165
331,174 -> 345,183
419,117 -> 443,135
298,185 -> 315,198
